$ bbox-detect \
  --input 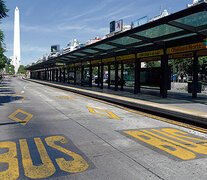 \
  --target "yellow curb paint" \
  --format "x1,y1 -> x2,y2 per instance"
8,109 -> 33,126
88,107 -> 120,120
